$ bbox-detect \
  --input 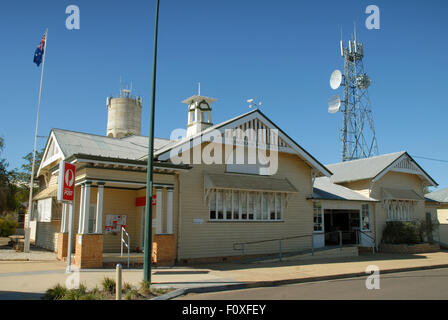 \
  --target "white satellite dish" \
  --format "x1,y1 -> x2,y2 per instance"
247,99 -> 254,103
330,69 -> 343,90
328,95 -> 341,114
